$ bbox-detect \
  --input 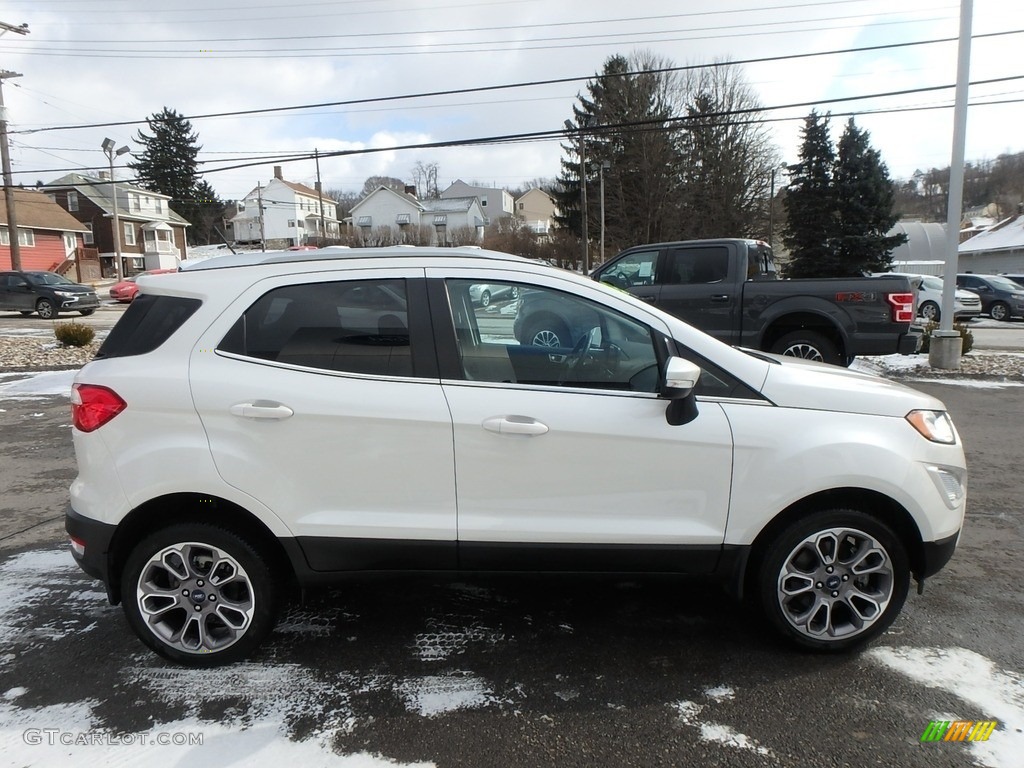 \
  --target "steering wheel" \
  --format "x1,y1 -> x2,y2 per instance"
558,327 -> 598,385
